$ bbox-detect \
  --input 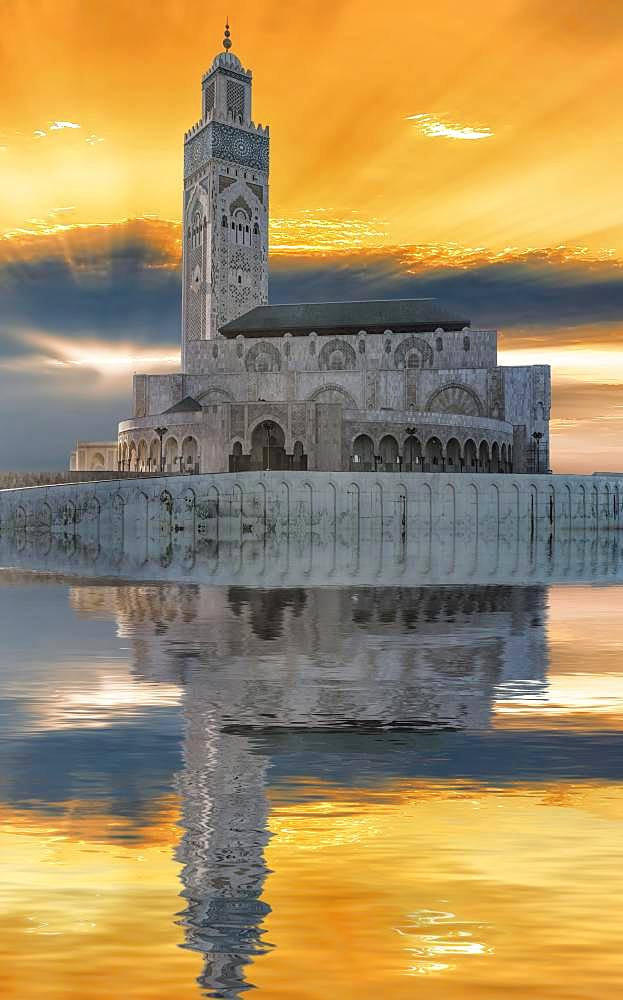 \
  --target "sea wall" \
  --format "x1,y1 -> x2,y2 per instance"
1,471 -> 622,548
